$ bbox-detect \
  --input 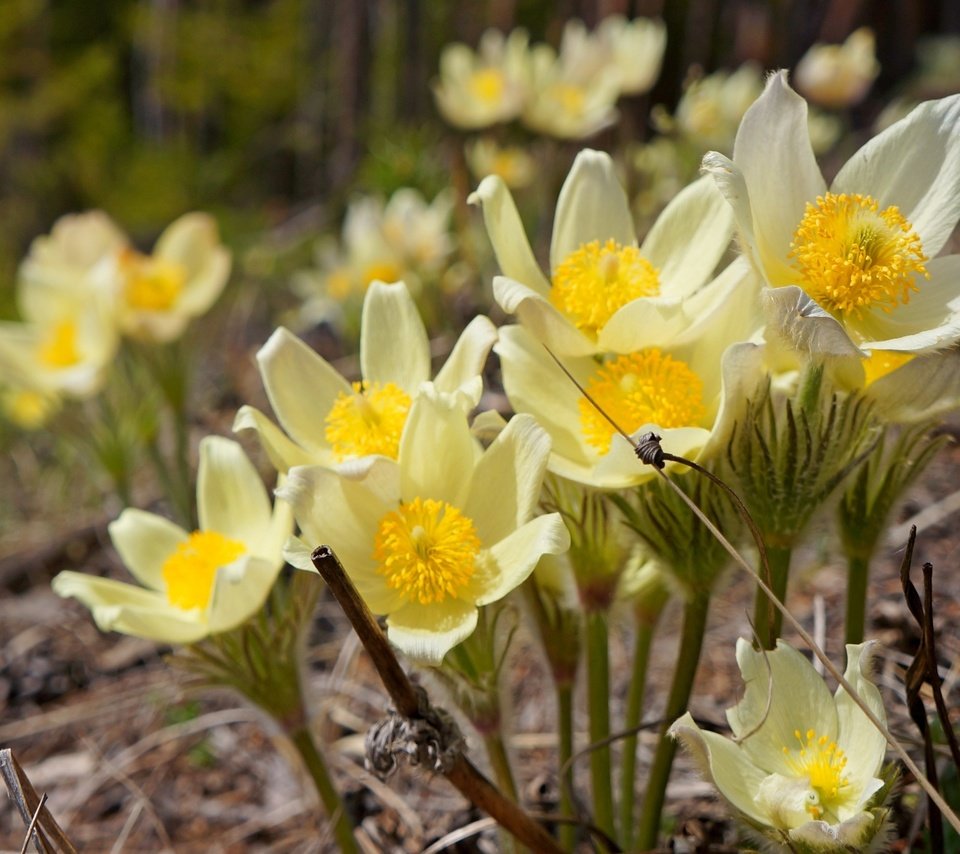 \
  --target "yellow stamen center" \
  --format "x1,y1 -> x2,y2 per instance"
2,388 -> 56,429
551,239 -> 660,335
373,497 -> 481,605
162,530 -> 245,611
123,251 -> 187,312
38,320 -> 81,368
579,349 -> 706,454
782,728 -> 851,819
789,192 -> 928,318
549,82 -> 586,116
324,381 -> 412,460
362,261 -> 403,287
468,68 -> 506,104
